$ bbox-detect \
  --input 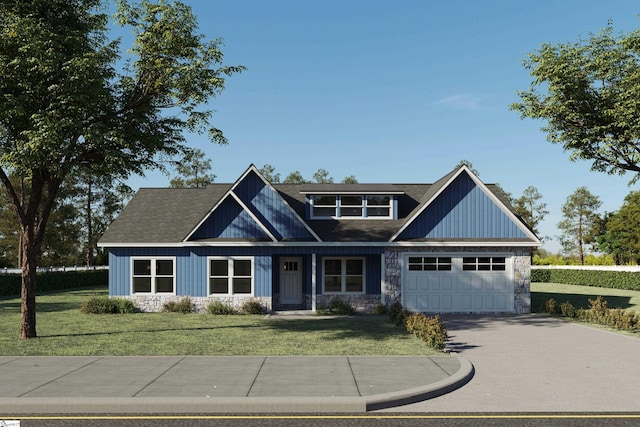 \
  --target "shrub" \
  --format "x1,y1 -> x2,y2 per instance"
373,303 -> 388,315
388,301 -> 410,326
559,301 -> 577,318
317,297 -> 355,315
531,268 -> 640,291
80,297 -> 136,314
404,313 -> 448,350
0,269 -> 108,297
206,300 -> 236,315
242,300 -> 265,314
162,297 -> 195,314
541,296 -> 639,332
